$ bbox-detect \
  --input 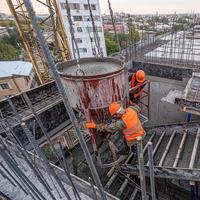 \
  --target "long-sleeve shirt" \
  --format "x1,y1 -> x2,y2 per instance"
96,105 -> 141,133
